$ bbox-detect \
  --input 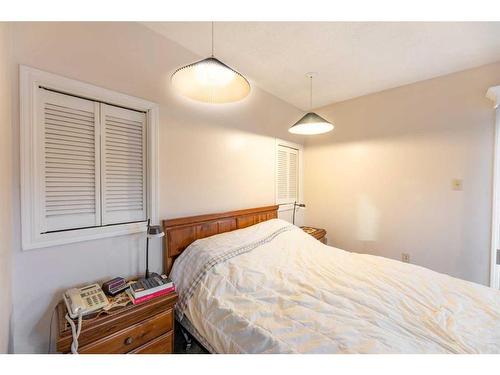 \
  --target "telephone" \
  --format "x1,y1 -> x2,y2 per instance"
63,283 -> 109,319
62,284 -> 109,354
